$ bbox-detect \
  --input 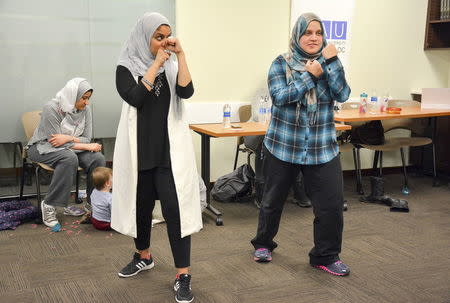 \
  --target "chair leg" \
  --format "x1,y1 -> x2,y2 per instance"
420,145 -> 425,174
352,148 -> 359,193
75,170 -> 80,204
19,162 -> 26,199
400,148 -> 410,194
373,151 -> 379,172
431,143 -> 439,187
13,143 -> 17,180
378,151 -> 383,177
15,142 -> 23,186
356,148 -> 364,195
233,147 -> 239,170
34,166 -> 43,224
